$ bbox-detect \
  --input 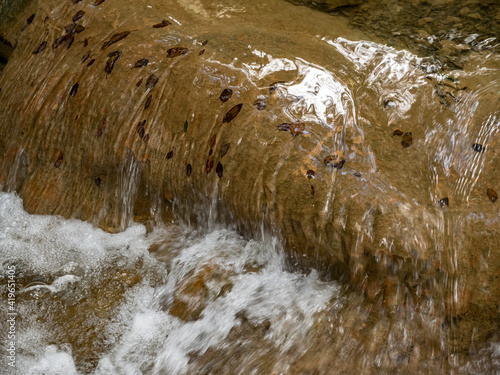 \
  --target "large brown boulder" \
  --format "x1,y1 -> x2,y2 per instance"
0,0 -> 499,352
